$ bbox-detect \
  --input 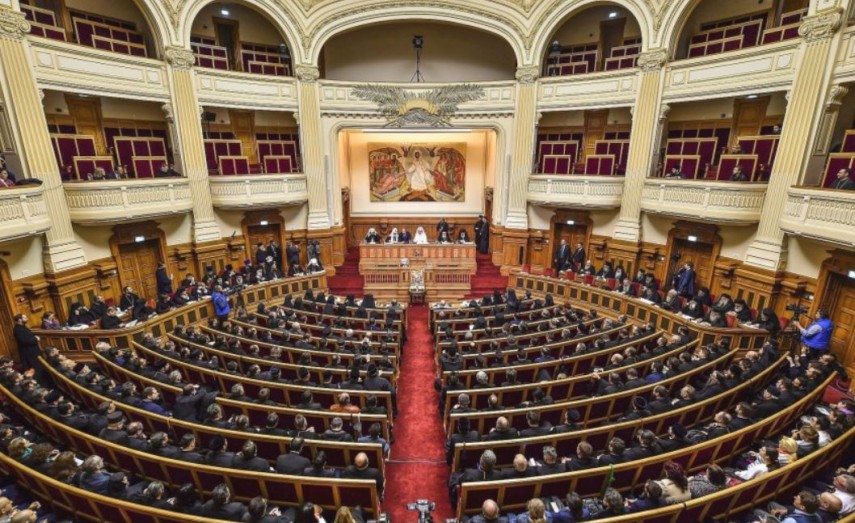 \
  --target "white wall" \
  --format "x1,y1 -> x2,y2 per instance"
191,3 -> 284,47
1,236 -> 44,280
322,22 -> 517,82
551,5 -> 642,47
42,91 -> 165,122
346,130 -> 490,217
786,236 -> 833,279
